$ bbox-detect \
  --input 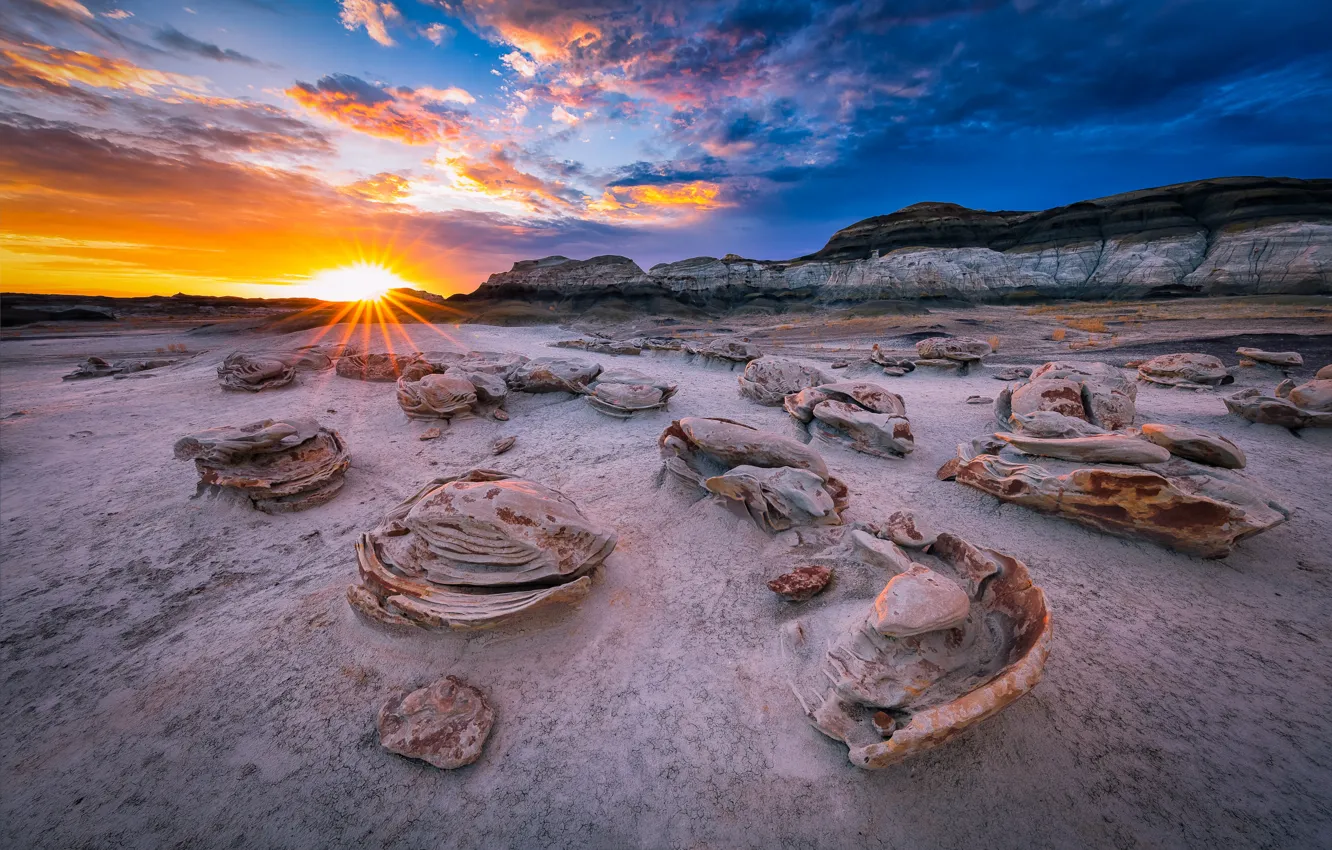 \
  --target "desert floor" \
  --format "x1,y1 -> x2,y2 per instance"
2,301 -> 1331,849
